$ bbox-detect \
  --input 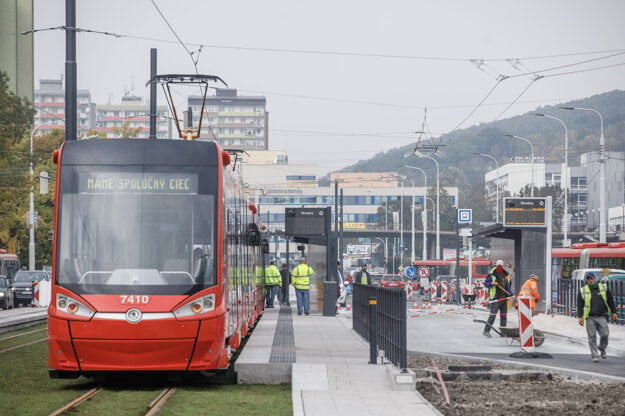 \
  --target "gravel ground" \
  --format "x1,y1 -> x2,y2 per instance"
409,354 -> 625,416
